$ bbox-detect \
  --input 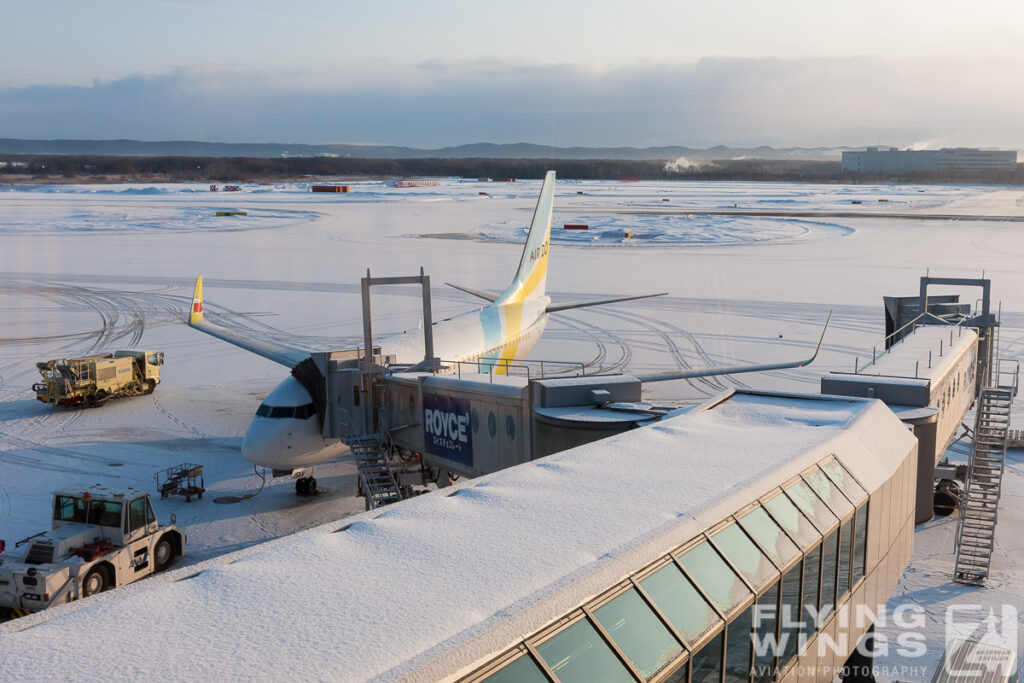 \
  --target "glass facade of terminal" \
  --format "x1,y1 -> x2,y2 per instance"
468,456 -> 872,683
